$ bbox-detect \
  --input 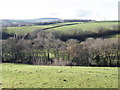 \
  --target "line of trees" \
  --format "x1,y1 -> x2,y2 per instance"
2,30 -> 120,66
